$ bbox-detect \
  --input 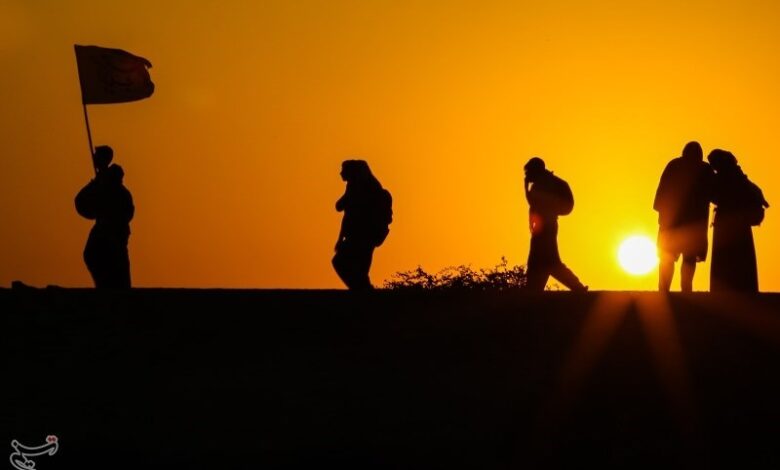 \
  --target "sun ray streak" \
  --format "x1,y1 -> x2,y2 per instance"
636,294 -> 699,439
683,293 -> 780,344
533,292 -> 631,444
